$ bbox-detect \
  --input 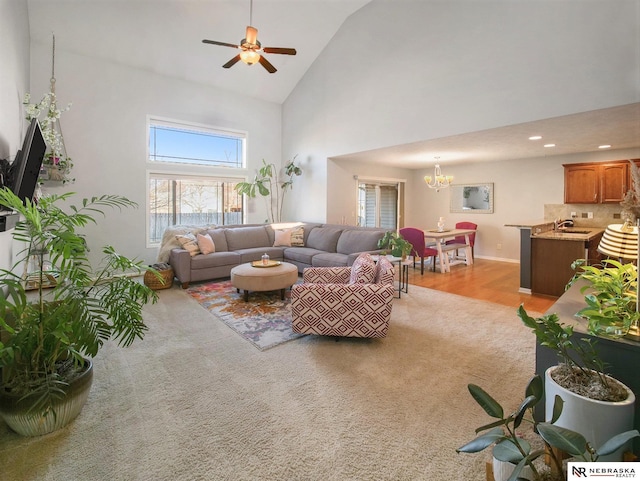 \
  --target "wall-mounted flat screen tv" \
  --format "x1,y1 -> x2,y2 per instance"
9,118 -> 47,204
